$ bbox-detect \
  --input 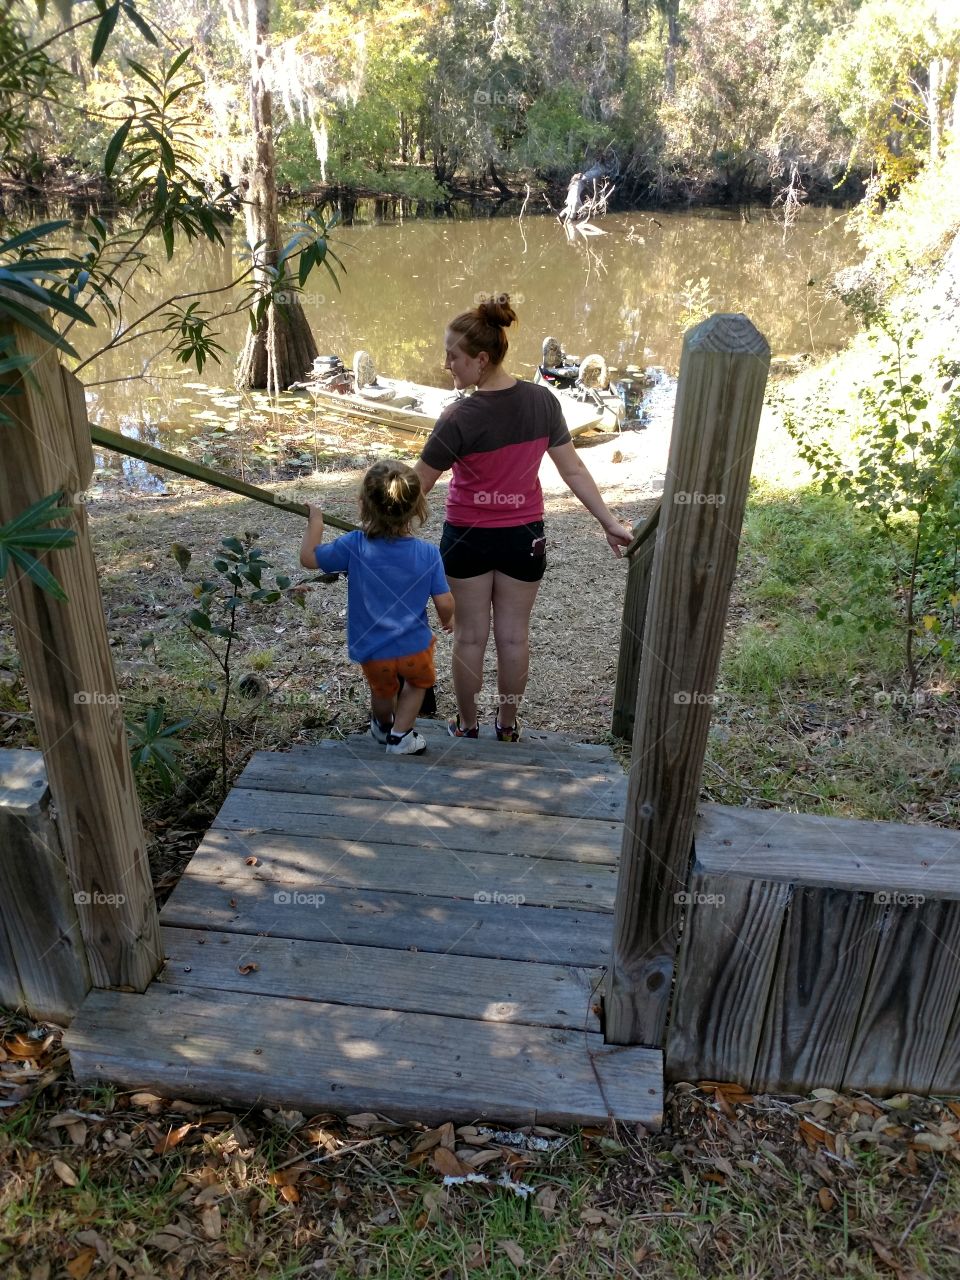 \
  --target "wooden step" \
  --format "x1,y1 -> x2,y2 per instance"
66,985 -> 663,1128
214,788 -> 622,863
181,828 -> 618,911
160,926 -> 604,1032
239,751 -> 627,822
290,733 -> 626,778
161,880 -> 614,966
